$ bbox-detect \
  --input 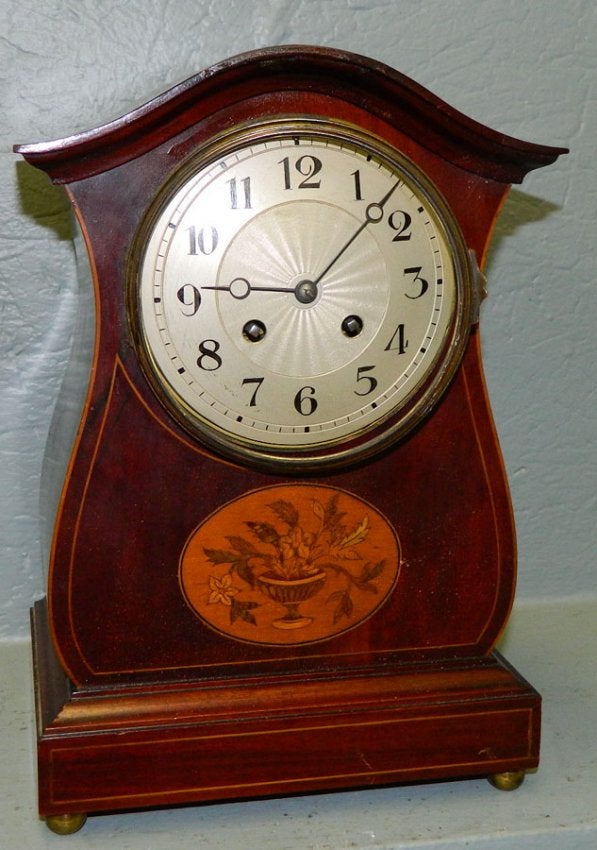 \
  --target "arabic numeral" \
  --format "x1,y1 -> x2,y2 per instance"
187,224 -> 218,255
228,176 -> 252,209
242,377 -> 264,406
384,323 -> 408,355
197,339 -> 222,370
176,284 -> 201,316
354,365 -> 378,396
279,155 -> 322,190
404,266 -> 429,299
388,210 -> 412,242
294,385 -> 318,416
351,169 -> 363,200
